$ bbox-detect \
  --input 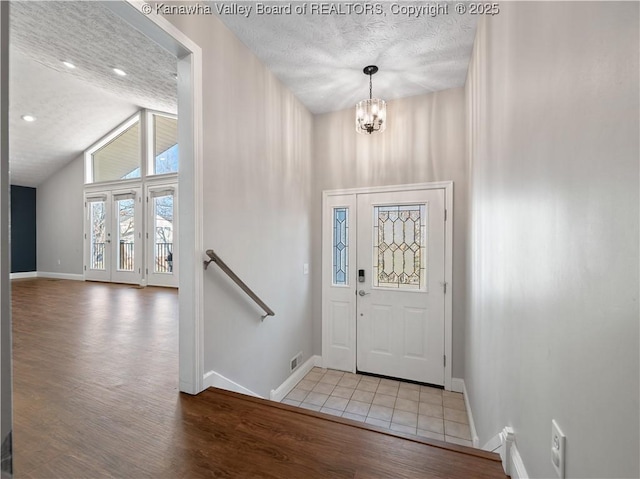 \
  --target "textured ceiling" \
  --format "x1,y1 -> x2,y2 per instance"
216,4 -> 478,114
9,1 -> 477,186
9,1 -> 177,187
